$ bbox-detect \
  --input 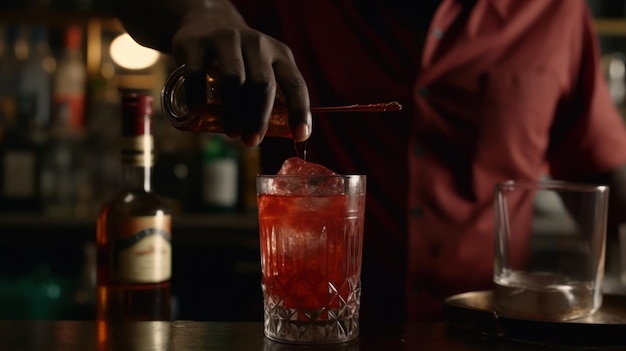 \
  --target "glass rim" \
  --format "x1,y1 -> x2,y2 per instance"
496,179 -> 608,192
256,173 -> 366,179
